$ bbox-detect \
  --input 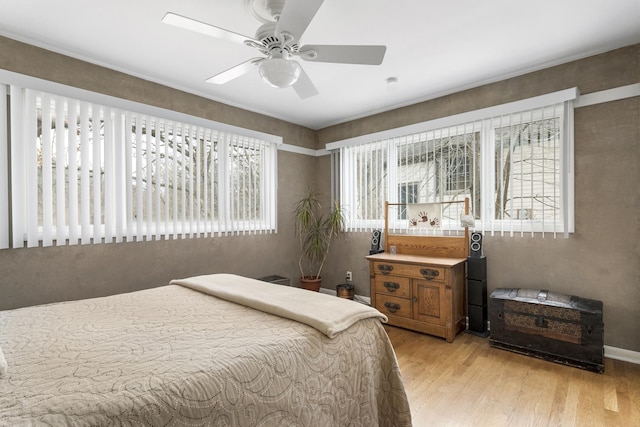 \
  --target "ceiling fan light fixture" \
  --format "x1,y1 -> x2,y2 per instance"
258,57 -> 301,88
